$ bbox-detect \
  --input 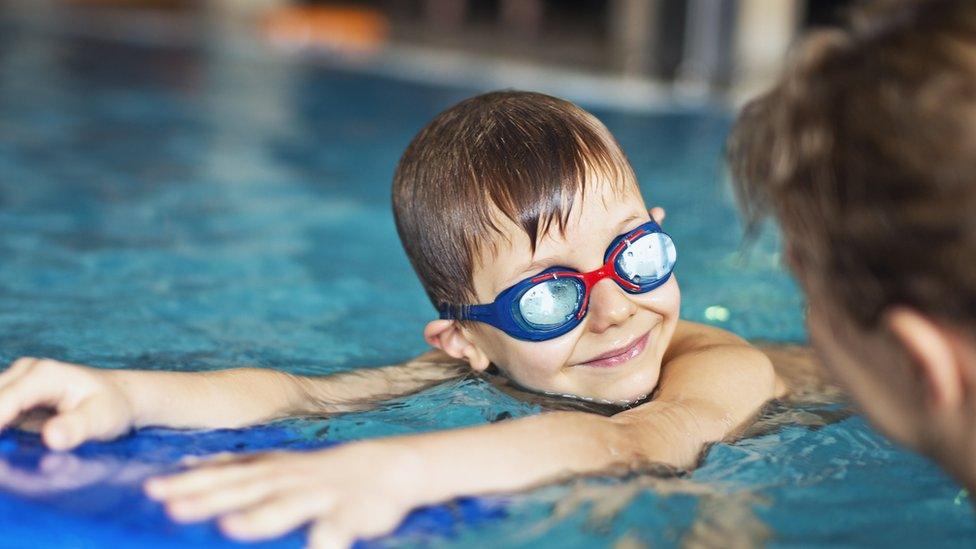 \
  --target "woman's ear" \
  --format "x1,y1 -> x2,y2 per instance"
424,320 -> 491,372
884,307 -> 965,410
